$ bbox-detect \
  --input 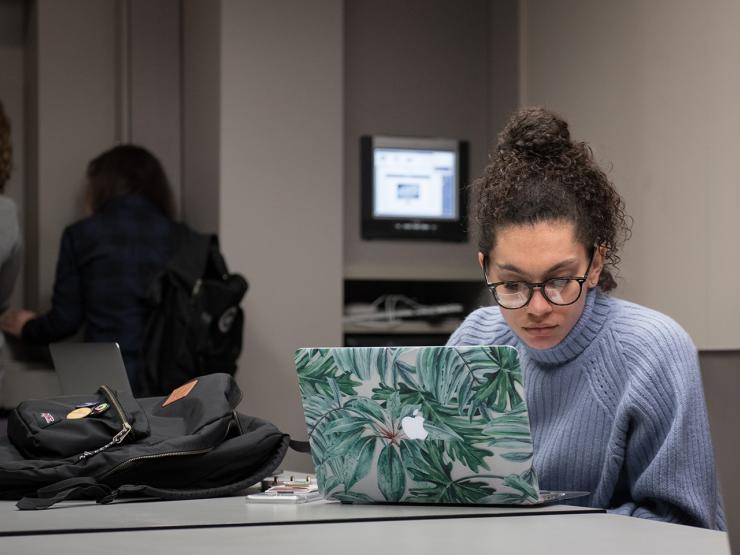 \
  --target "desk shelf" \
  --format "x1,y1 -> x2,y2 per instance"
343,278 -> 486,347
344,319 -> 462,336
